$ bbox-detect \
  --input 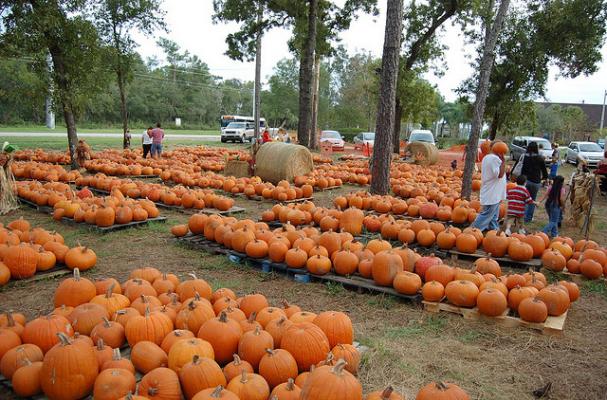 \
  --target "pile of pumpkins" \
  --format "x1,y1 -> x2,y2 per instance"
173,214 -> 578,324
0,266 -> 470,399
293,175 -> 344,190
76,174 -> 235,211
0,217 -> 97,283
13,149 -> 70,164
11,161 -> 82,182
